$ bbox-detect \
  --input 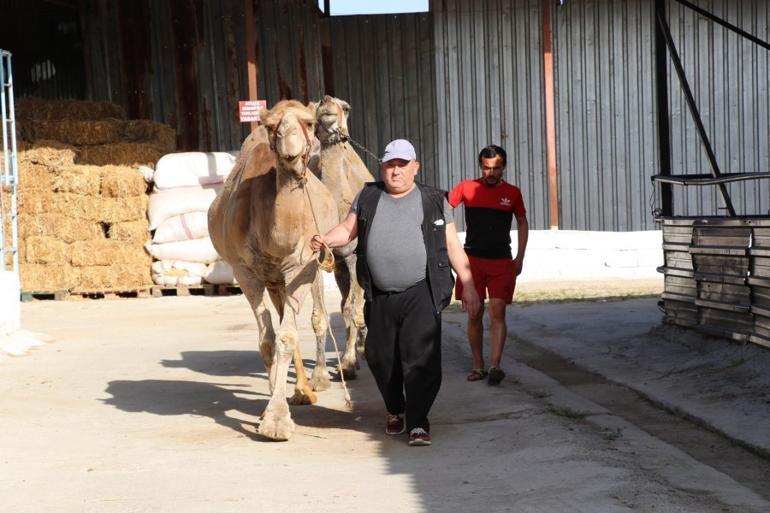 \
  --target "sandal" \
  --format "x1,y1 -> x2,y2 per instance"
467,368 -> 488,381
